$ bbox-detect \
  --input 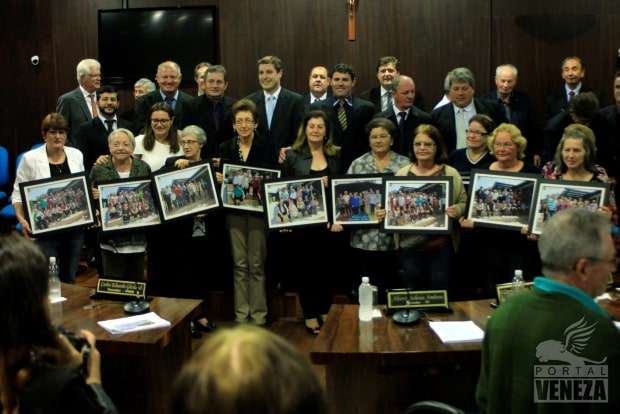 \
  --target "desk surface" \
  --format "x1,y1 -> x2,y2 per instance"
311,300 -> 493,365
53,283 -> 202,355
